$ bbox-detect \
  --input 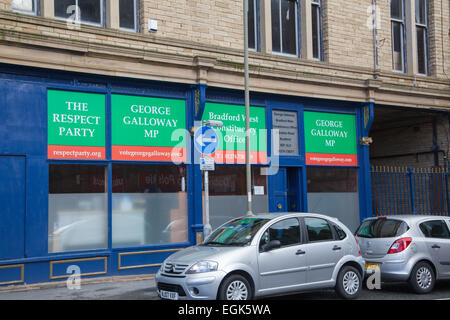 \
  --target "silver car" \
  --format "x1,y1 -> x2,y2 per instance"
156,212 -> 365,300
356,215 -> 450,294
